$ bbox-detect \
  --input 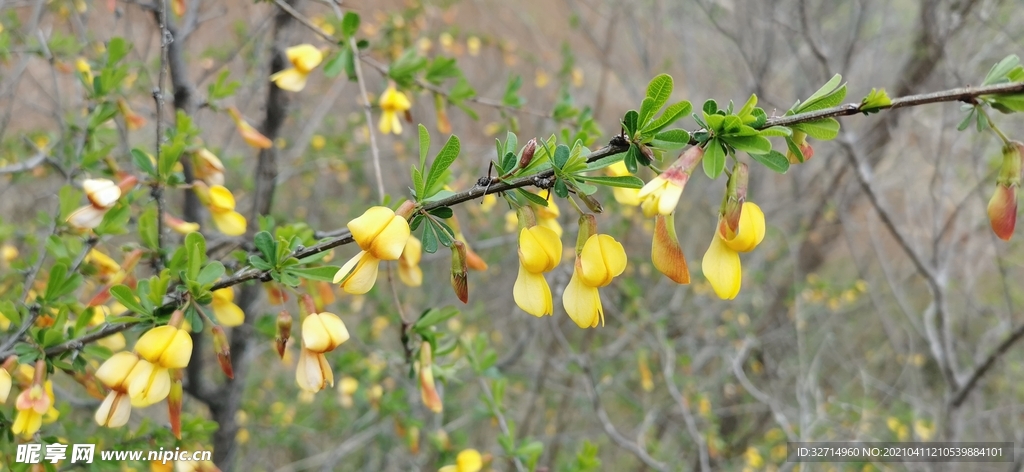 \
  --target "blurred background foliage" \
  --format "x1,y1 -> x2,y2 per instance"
1,0 -> 1024,471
